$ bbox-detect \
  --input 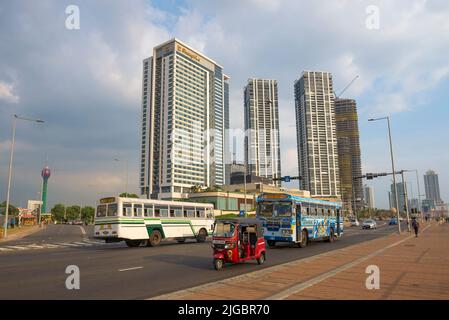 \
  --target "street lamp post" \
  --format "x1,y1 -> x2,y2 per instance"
114,158 -> 129,196
400,170 -> 411,232
3,114 -> 44,238
368,116 -> 401,233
